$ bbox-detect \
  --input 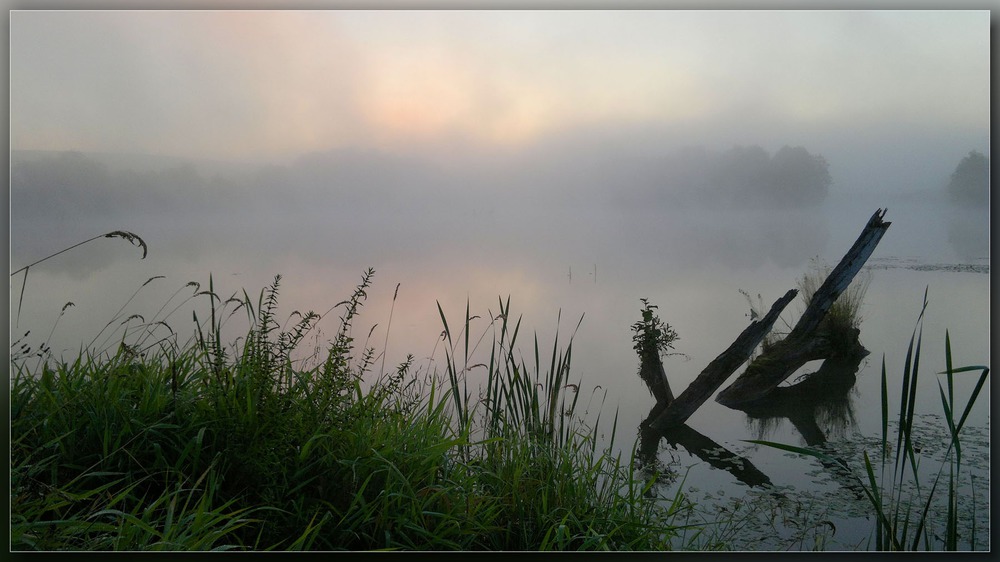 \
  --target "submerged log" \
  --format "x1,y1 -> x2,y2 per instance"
647,289 -> 798,431
716,208 -> 890,407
